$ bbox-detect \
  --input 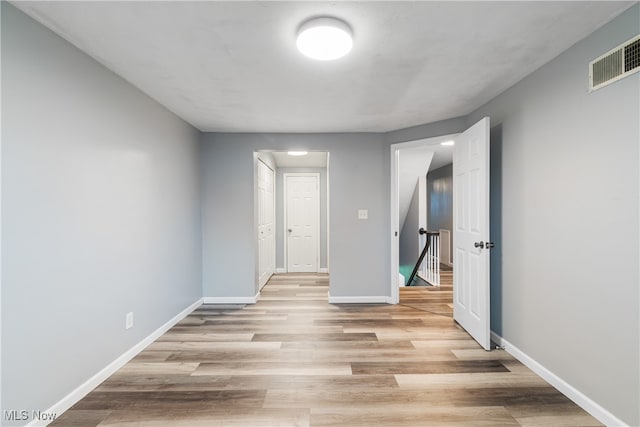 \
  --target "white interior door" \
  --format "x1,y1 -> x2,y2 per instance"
285,174 -> 319,273
258,160 -> 275,289
453,117 -> 491,350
